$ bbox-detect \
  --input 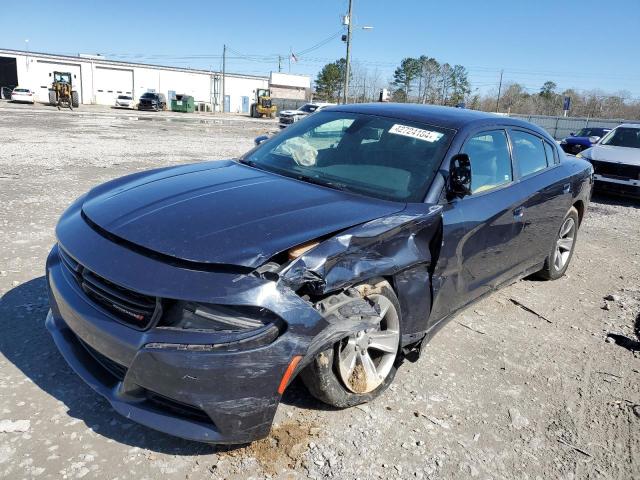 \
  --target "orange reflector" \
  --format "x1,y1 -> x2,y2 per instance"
278,355 -> 303,395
